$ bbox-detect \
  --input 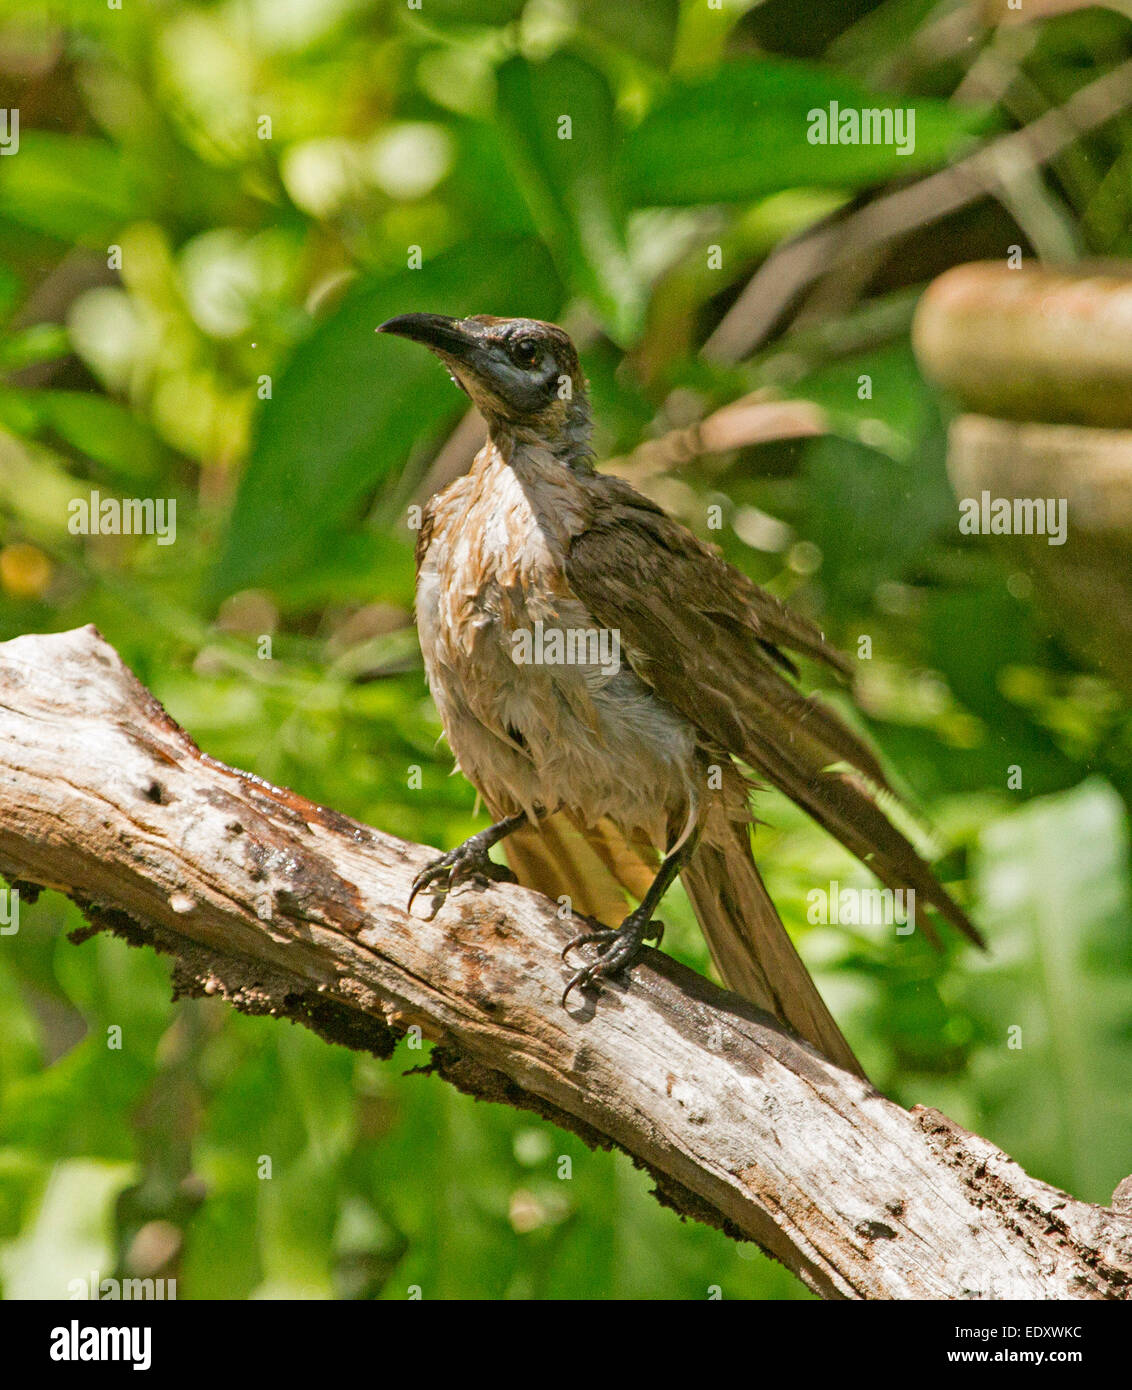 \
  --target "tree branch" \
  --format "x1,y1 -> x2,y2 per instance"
1,626 -> 1129,1299
702,58 -> 1132,363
